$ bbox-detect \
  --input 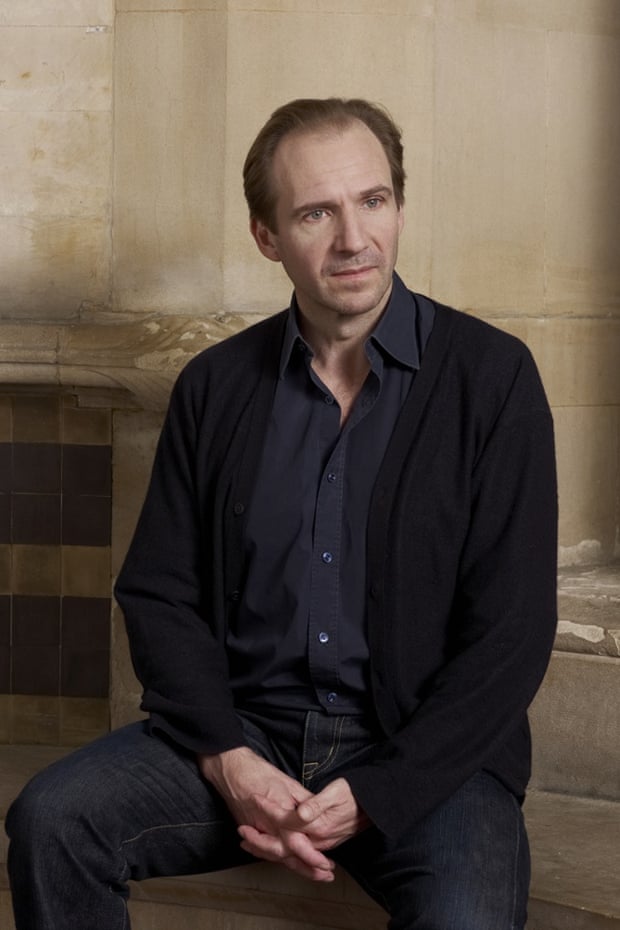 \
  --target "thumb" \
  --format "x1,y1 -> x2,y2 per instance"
295,794 -> 325,825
